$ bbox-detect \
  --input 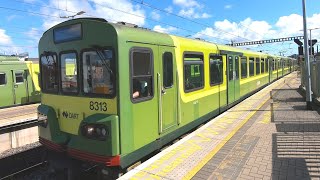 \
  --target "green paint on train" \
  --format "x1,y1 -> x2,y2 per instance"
37,18 -> 297,177
0,56 -> 40,108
